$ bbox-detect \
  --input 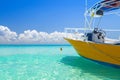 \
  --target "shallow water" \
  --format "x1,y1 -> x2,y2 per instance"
0,45 -> 120,80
